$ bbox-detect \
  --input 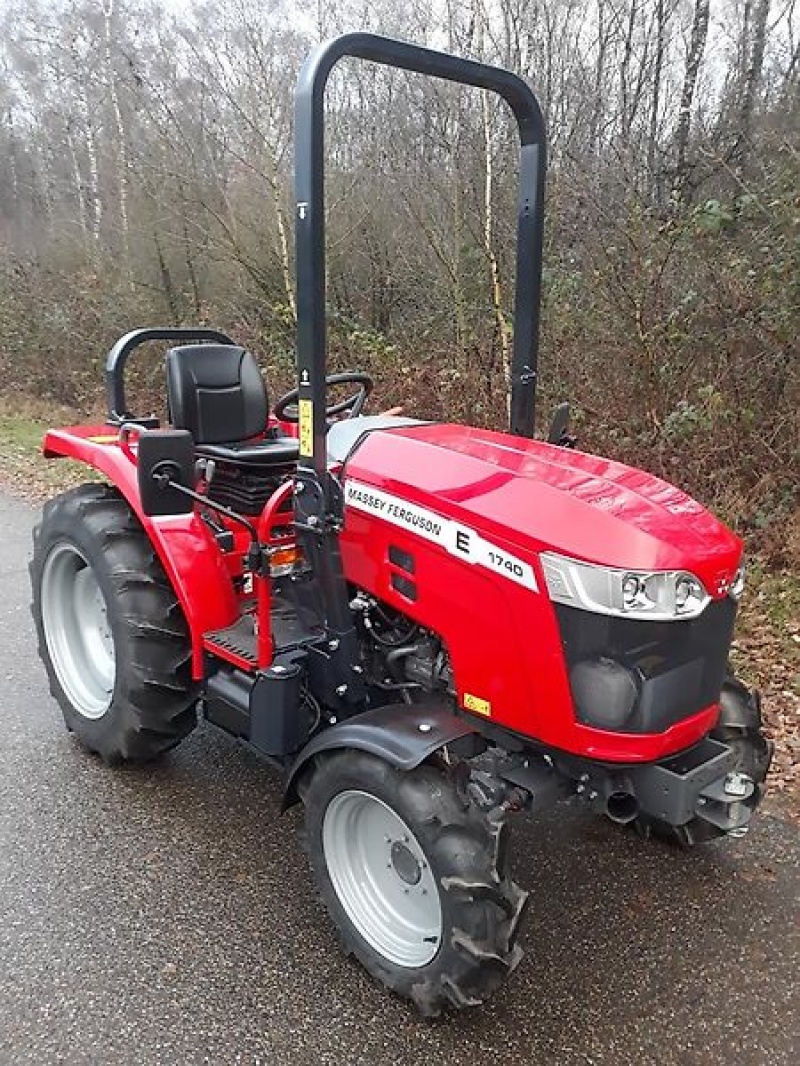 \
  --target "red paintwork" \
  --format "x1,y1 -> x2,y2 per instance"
256,480 -> 296,666
339,423 -> 742,763
43,419 -> 743,763
44,426 -> 240,679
